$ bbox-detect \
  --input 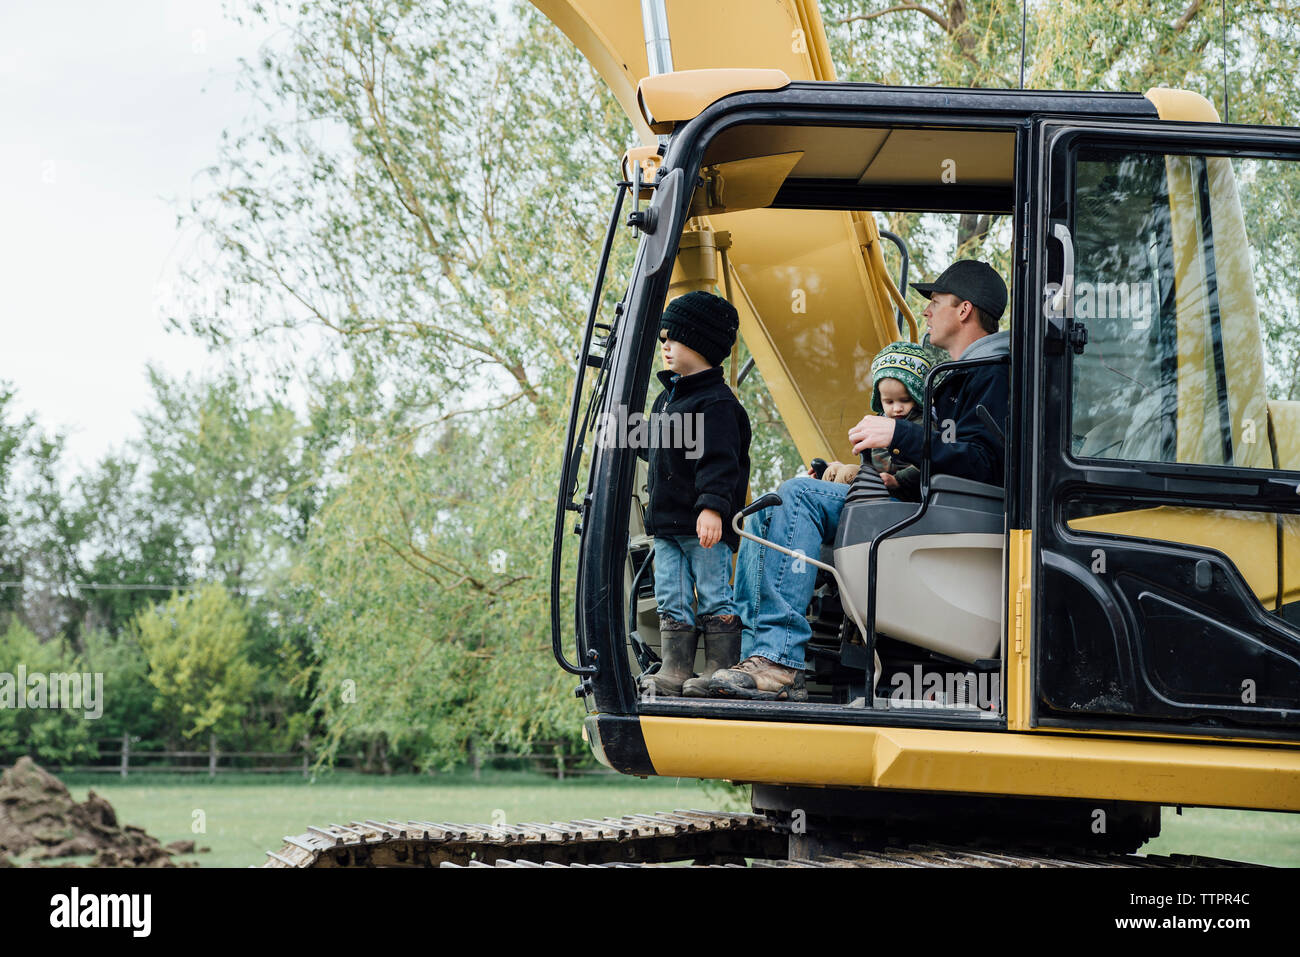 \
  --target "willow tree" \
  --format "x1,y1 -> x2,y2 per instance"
183,0 -> 643,767
822,0 -> 1300,380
